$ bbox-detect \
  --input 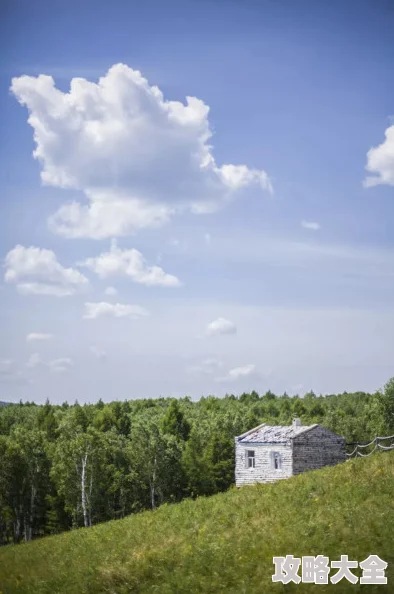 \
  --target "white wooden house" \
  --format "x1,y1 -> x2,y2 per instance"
235,418 -> 346,487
